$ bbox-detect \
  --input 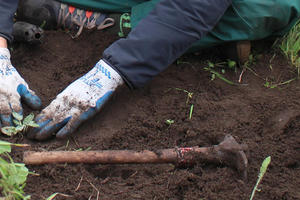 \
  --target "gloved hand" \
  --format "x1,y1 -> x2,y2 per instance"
27,59 -> 123,140
0,48 -> 41,127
